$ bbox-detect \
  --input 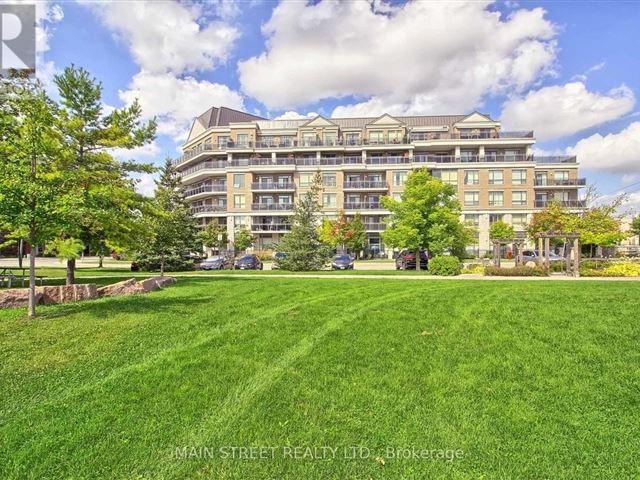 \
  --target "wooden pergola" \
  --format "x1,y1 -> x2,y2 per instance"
492,238 -> 526,268
534,232 -> 581,277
